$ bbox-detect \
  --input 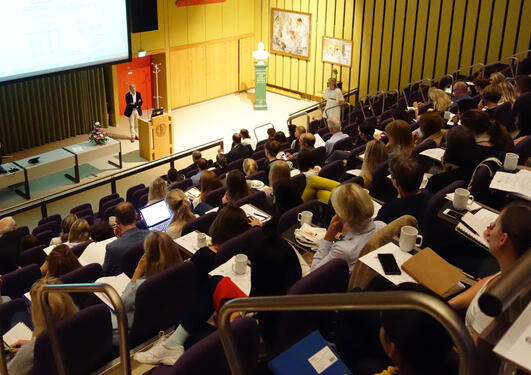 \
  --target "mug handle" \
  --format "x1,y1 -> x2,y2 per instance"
297,212 -> 302,222
415,234 -> 423,248
467,195 -> 474,207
